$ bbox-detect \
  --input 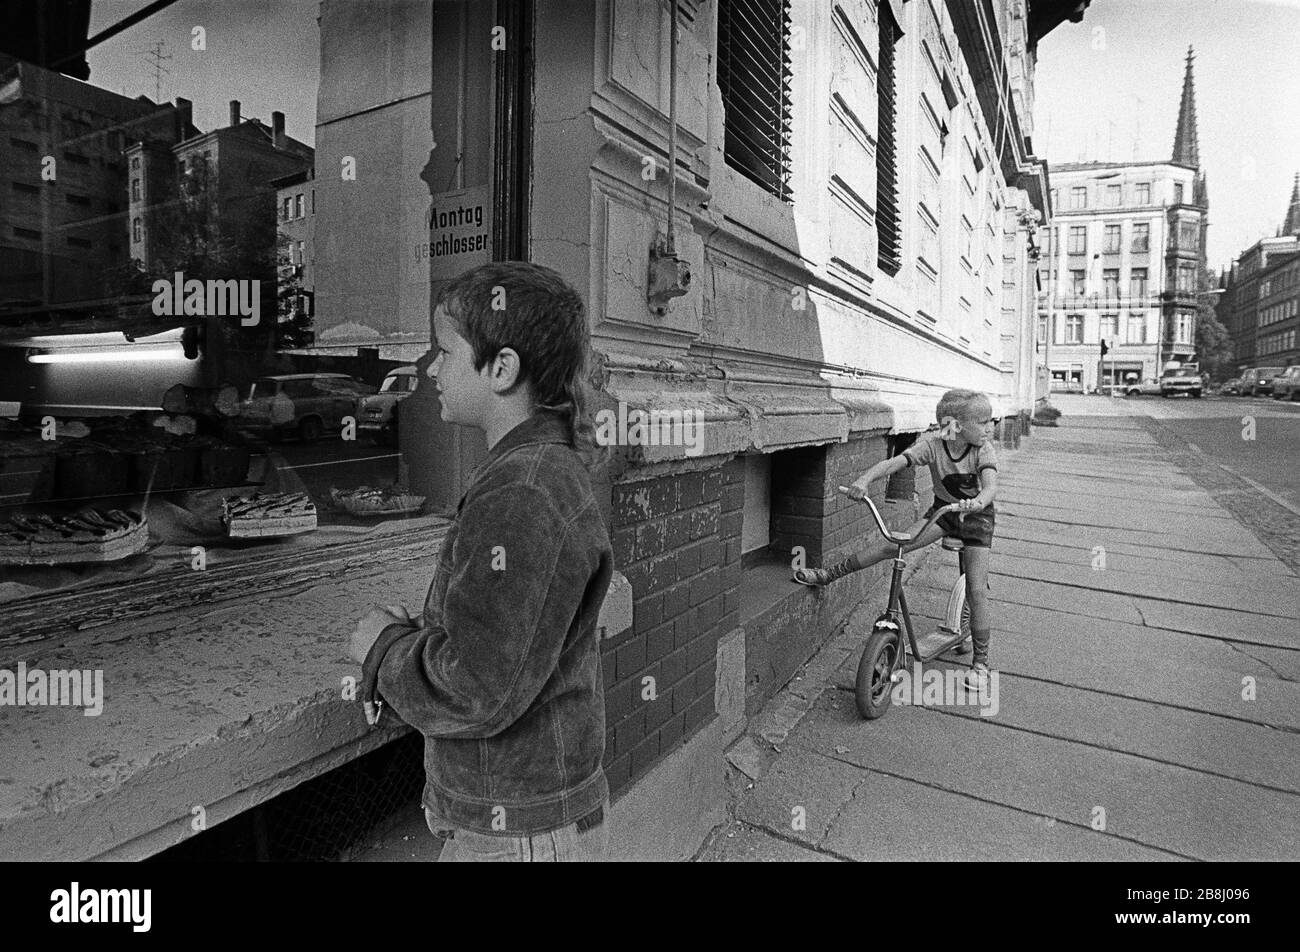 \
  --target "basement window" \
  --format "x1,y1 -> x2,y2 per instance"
885,433 -> 918,501
739,446 -> 828,622
741,453 -> 772,556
